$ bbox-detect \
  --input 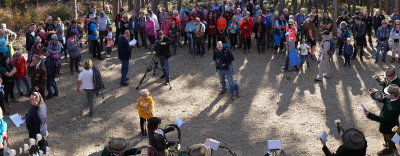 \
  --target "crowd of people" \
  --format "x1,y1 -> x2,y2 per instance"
0,0 -> 400,155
